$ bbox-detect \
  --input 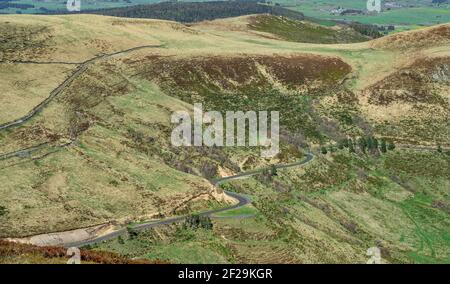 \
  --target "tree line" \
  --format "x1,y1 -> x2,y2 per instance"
348,22 -> 383,38
84,1 -> 305,23
320,136 -> 395,155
